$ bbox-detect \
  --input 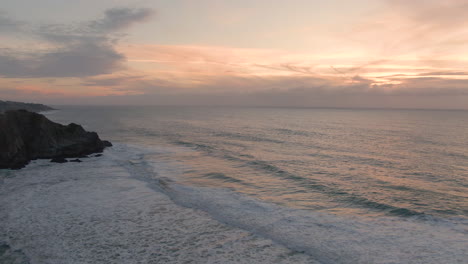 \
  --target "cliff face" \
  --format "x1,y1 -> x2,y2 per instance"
0,100 -> 54,113
0,110 -> 110,169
